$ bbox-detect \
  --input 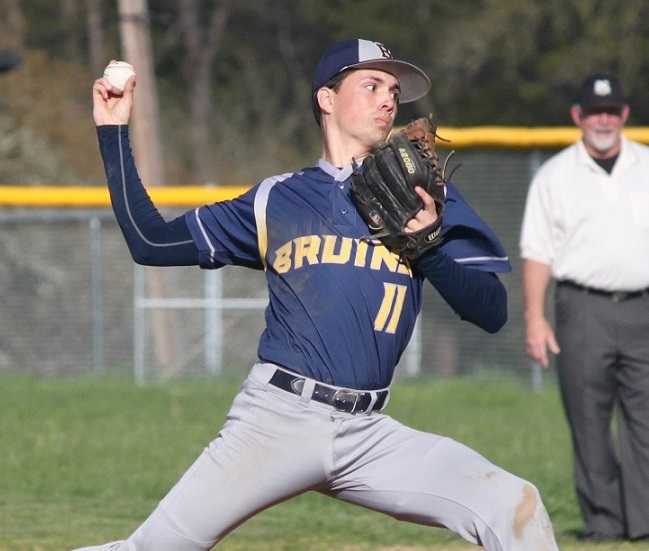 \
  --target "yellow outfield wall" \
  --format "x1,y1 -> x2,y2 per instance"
434,126 -> 649,148
0,185 -> 249,207
2,126 -> 649,207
